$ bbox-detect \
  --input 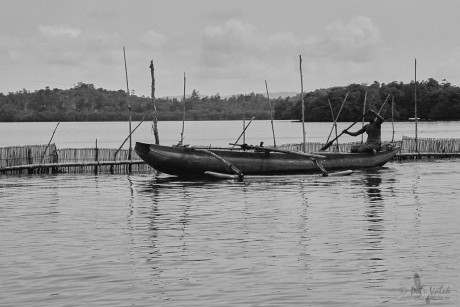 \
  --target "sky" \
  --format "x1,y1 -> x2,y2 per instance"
2,0 -> 460,98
